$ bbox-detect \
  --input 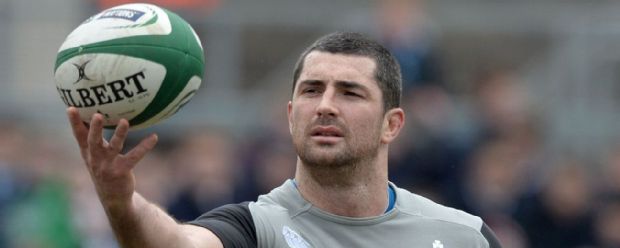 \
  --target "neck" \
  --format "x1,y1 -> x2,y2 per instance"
294,148 -> 389,217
